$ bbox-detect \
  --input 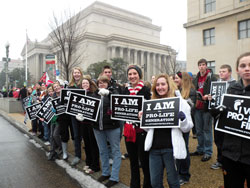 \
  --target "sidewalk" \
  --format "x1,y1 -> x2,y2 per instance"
0,110 -> 129,188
